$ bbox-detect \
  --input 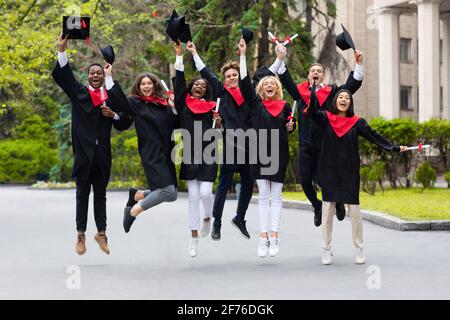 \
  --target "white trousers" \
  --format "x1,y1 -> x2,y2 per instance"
322,201 -> 364,250
256,179 -> 284,233
187,180 -> 213,231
